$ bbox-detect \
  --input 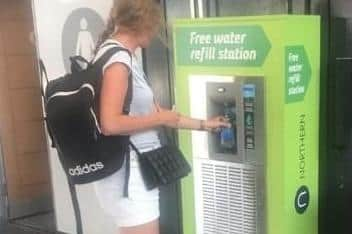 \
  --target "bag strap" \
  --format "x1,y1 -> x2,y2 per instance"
36,61 -> 82,233
93,43 -> 134,198
38,59 -> 49,103
128,129 -> 176,154
38,59 -> 56,148
129,141 -> 141,155
57,147 -> 83,234
68,181 -> 83,234
93,42 -> 132,71
37,93 -> 83,234
94,44 -> 133,115
70,55 -> 90,73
